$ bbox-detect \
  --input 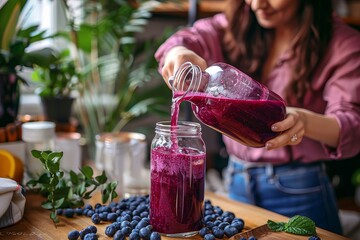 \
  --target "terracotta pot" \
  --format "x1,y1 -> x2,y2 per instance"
0,73 -> 20,128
